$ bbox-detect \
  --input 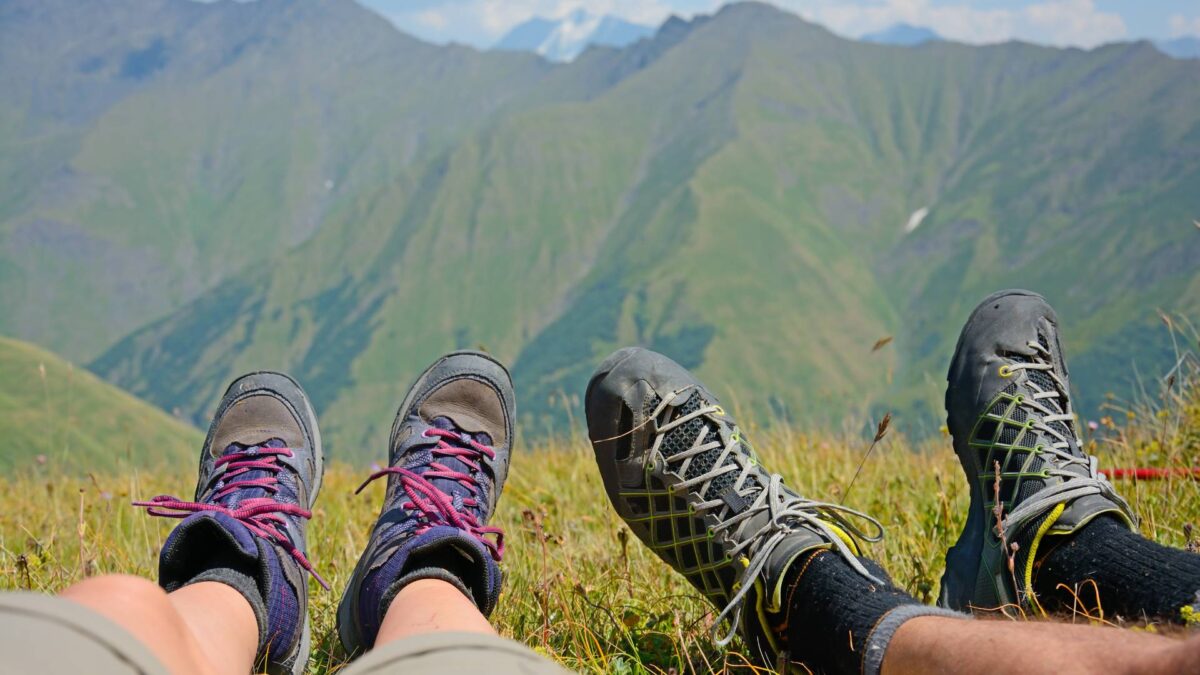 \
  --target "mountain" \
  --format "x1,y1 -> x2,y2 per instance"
0,0 -> 552,361
861,23 -> 942,46
494,9 -> 656,62
0,336 -> 200,472
1156,37 -> 1200,59
4,0 -> 1199,463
